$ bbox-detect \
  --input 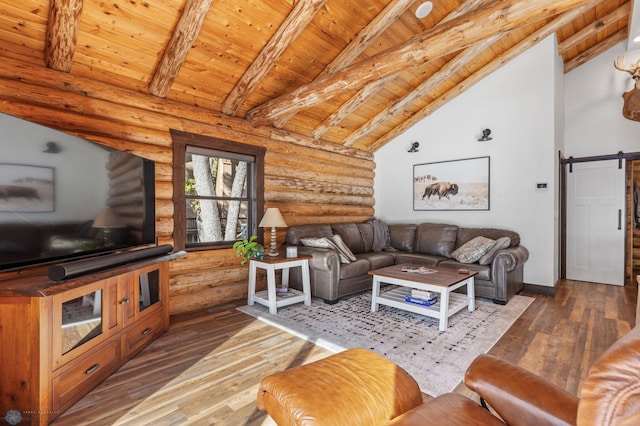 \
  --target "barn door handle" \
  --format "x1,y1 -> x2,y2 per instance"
618,209 -> 622,230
